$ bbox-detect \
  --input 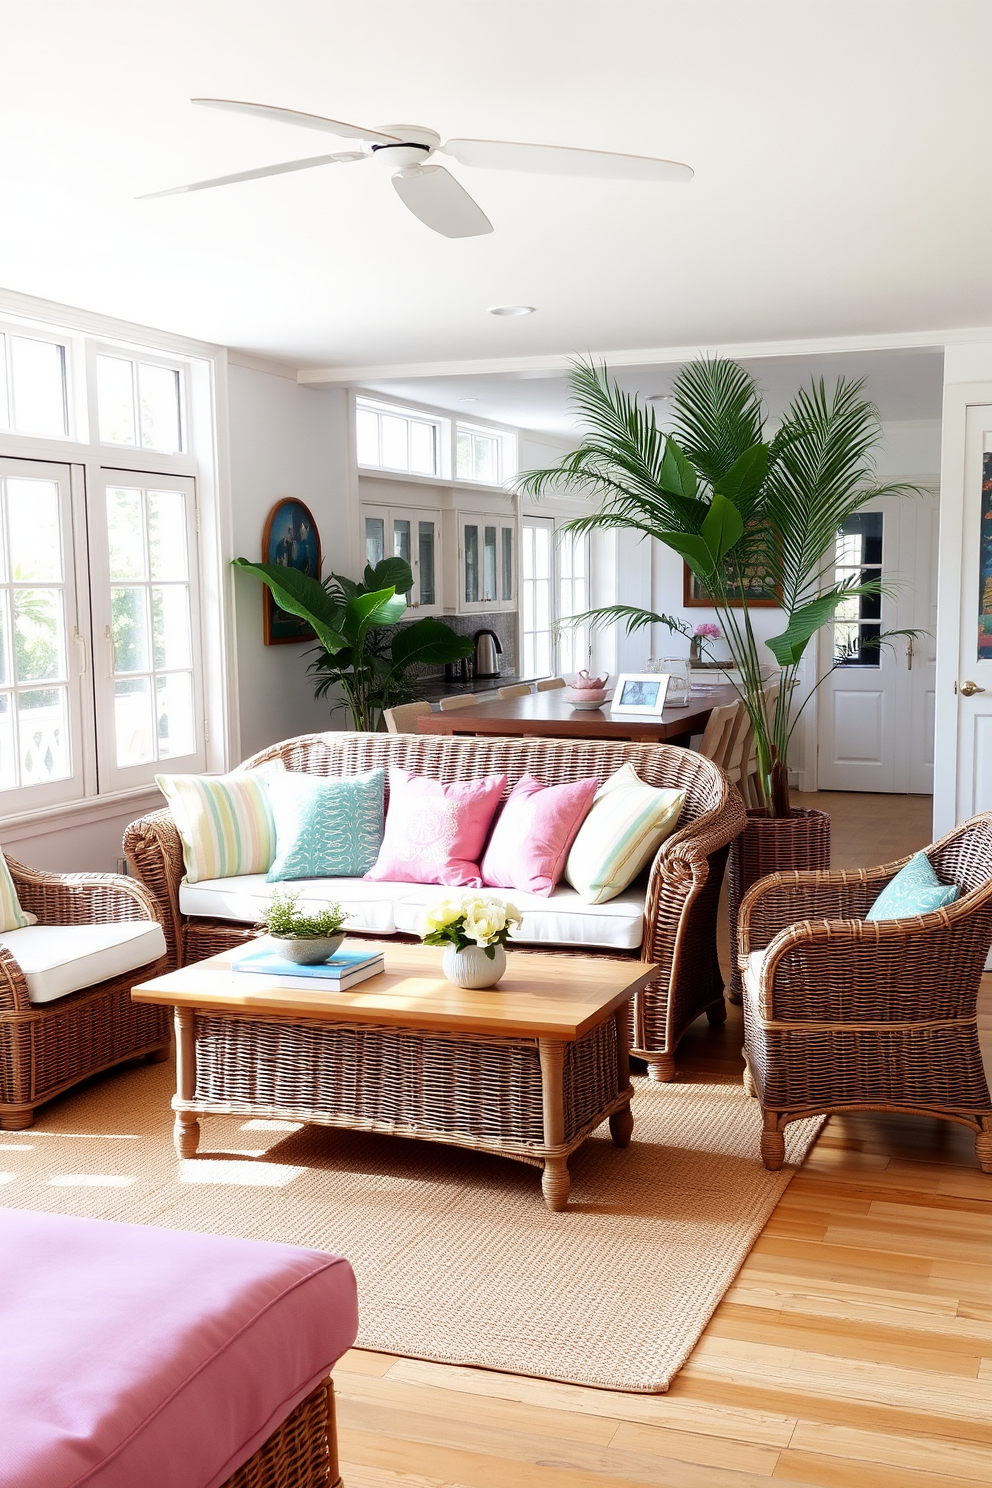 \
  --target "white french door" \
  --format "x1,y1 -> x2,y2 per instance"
521,516 -> 553,676
817,490 -> 938,793
89,471 -> 205,792
0,456 -> 88,811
